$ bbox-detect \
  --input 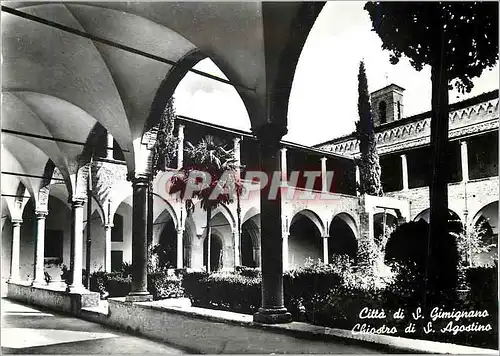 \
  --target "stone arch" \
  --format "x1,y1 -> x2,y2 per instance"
212,204 -> 236,232
288,209 -> 323,268
414,208 -> 463,235
242,206 -> 259,224
241,213 -> 261,267
203,231 -> 224,272
290,209 -> 325,236
328,212 -> 358,261
470,201 -> 498,266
